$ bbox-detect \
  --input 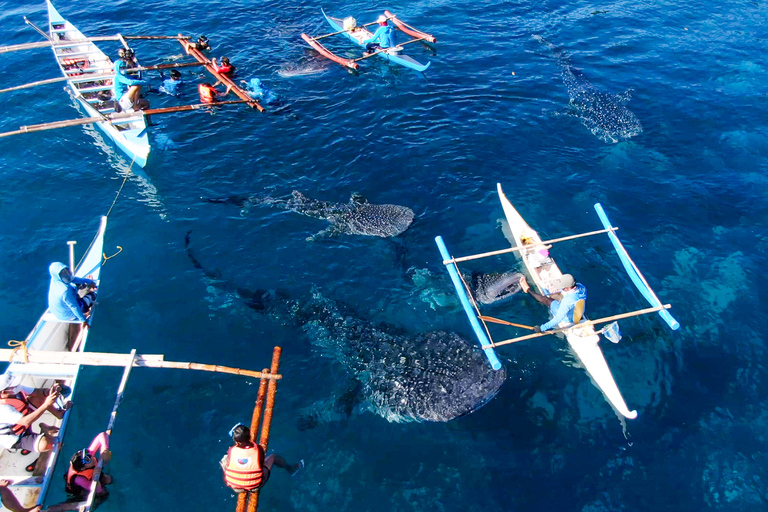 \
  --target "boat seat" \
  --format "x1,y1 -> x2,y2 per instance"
572,299 -> 585,324
76,84 -> 114,93
7,363 -> 80,379
40,312 -> 81,324
55,51 -> 98,58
